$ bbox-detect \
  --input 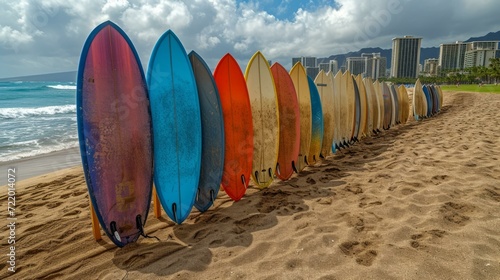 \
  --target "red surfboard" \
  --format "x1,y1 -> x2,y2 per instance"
271,63 -> 300,180
213,54 -> 253,201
